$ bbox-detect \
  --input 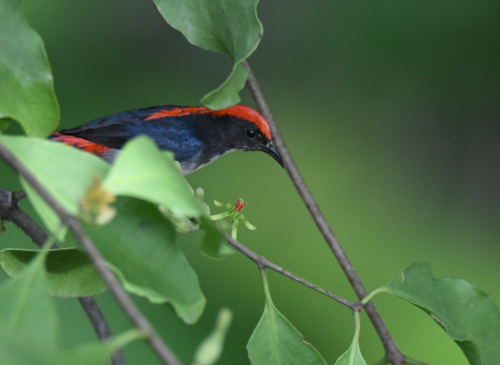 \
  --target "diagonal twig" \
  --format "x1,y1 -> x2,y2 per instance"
0,142 -> 182,365
224,234 -> 360,310
242,60 -> 405,365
